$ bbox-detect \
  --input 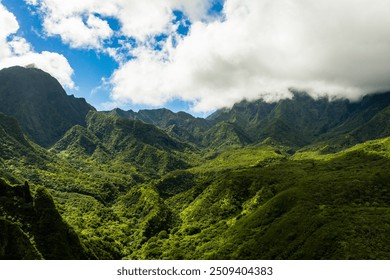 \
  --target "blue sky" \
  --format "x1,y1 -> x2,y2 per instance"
1,0 -> 224,115
1,0 -> 390,115
2,0 -> 117,104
